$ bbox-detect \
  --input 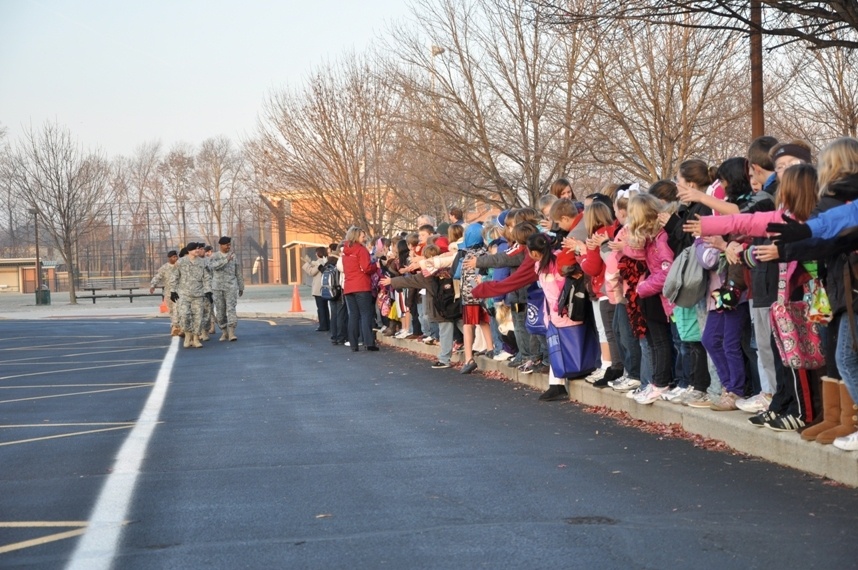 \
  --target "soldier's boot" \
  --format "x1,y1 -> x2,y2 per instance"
191,334 -> 203,348
228,325 -> 238,342
170,326 -> 181,337
183,334 -> 192,348
219,325 -> 229,342
200,330 -> 210,342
